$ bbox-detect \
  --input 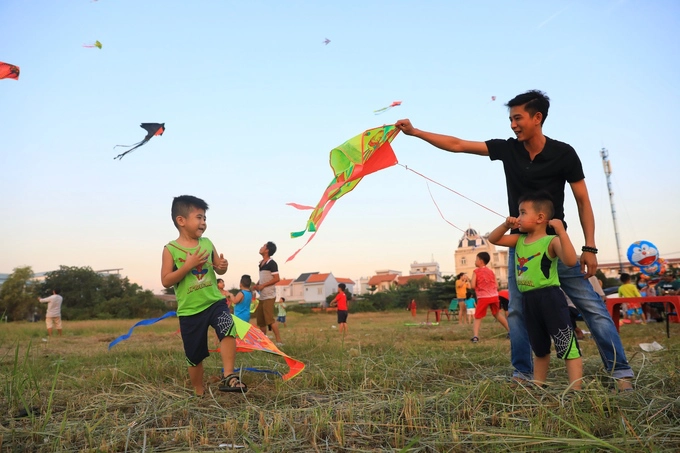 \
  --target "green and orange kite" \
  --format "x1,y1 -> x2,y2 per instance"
287,125 -> 400,261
